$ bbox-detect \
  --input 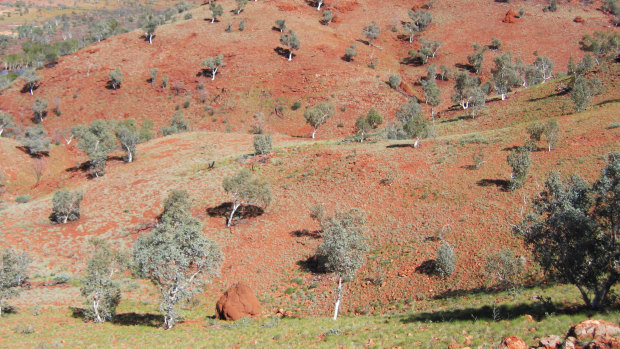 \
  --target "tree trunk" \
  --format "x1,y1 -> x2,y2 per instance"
0,128 -> 3,137
148,33 -> 152,44
548,143 -> 552,152
333,277 -> 342,320
576,285 -> 592,308
501,93 -> 506,101
318,2 -> 322,10
212,67 -> 217,80
211,17 -> 215,23
288,51 -> 293,61
94,299 -> 102,323
30,87 -> 33,95
409,34 -> 413,43
227,202 -> 241,227
62,215 -> 68,224
125,145 -> 133,163
312,128 -> 317,139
